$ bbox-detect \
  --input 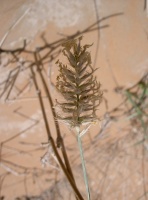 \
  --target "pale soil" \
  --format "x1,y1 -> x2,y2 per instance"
0,0 -> 148,200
